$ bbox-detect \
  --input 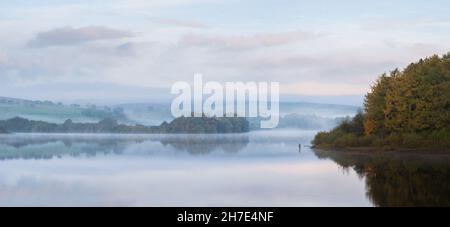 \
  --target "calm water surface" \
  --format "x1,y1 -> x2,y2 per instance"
0,130 -> 448,206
